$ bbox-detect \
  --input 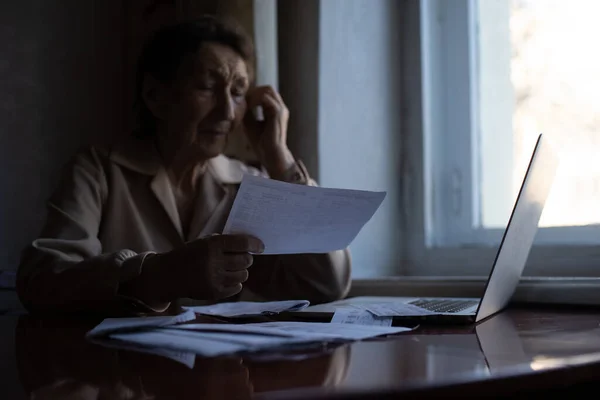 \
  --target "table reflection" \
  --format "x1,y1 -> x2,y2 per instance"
339,313 -> 529,389
15,316 -> 351,399
15,309 -> 600,399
